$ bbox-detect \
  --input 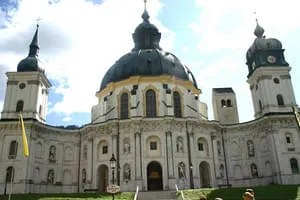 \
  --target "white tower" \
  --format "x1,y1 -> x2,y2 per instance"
246,22 -> 296,119
212,87 -> 239,124
1,25 -> 51,123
